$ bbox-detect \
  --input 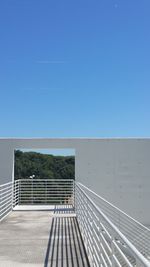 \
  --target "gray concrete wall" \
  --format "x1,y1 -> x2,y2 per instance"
0,138 -> 150,225
75,139 -> 150,225
0,139 -> 14,184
